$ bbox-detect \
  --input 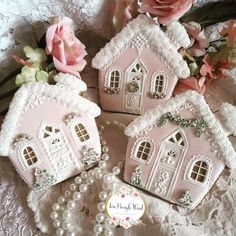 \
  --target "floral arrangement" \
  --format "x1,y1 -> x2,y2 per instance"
12,17 -> 87,86
110,0 -> 236,95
